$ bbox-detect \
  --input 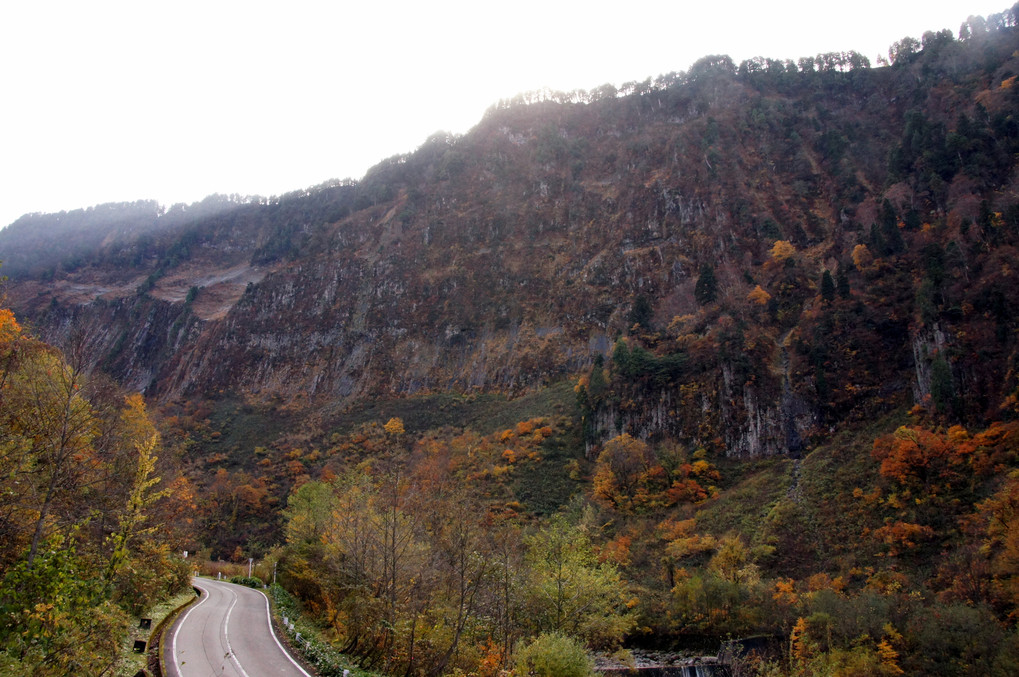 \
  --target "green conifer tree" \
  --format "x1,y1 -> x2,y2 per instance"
836,267 -> 851,298
695,263 -> 717,305
821,270 -> 836,303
